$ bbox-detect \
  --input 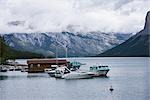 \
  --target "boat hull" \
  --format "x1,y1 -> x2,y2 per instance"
90,69 -> 109,77
0,69 -> 7,72
62,72 -> 92,79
